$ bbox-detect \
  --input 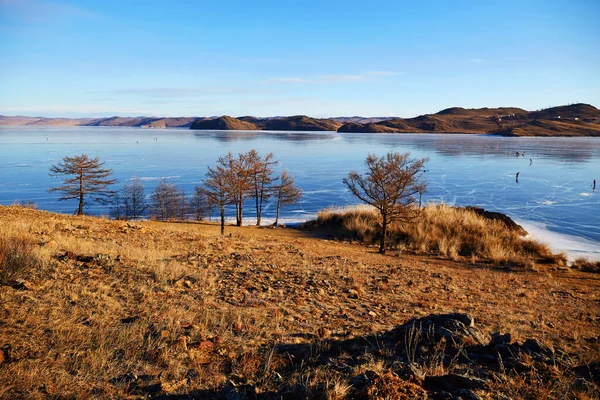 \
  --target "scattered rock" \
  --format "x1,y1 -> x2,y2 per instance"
572,361 -> 600,385
12,279 -> 36,290
120,316 -> 140,324
393,313 -> 487,354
